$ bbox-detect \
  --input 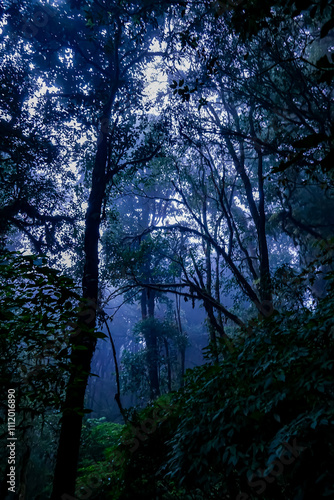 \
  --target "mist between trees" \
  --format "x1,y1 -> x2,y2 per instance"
0,0 -> 334,499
